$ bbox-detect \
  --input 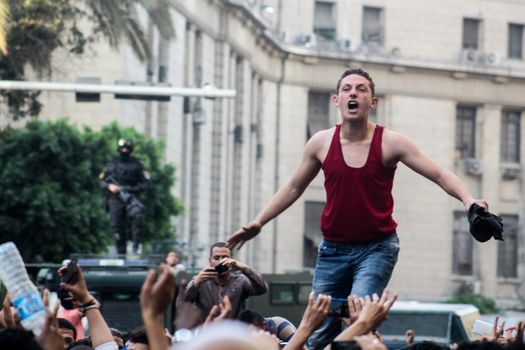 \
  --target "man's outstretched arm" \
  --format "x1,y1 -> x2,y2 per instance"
227,131 -> 326,250
389,131 -> 488,211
